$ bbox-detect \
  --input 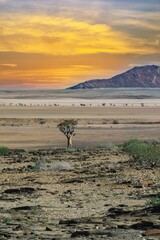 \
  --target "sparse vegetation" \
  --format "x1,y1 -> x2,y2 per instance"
57,119 -> 77,148
147,193 -> 160,206
123,139 -> 160,167
112,119 -> 119,124
26,218 -> 33,226
3,216 -> 12,224
33,159 -> 73,171
0,146 -> 9,155
66,147 -> 77,153
98,142 -> 118,150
